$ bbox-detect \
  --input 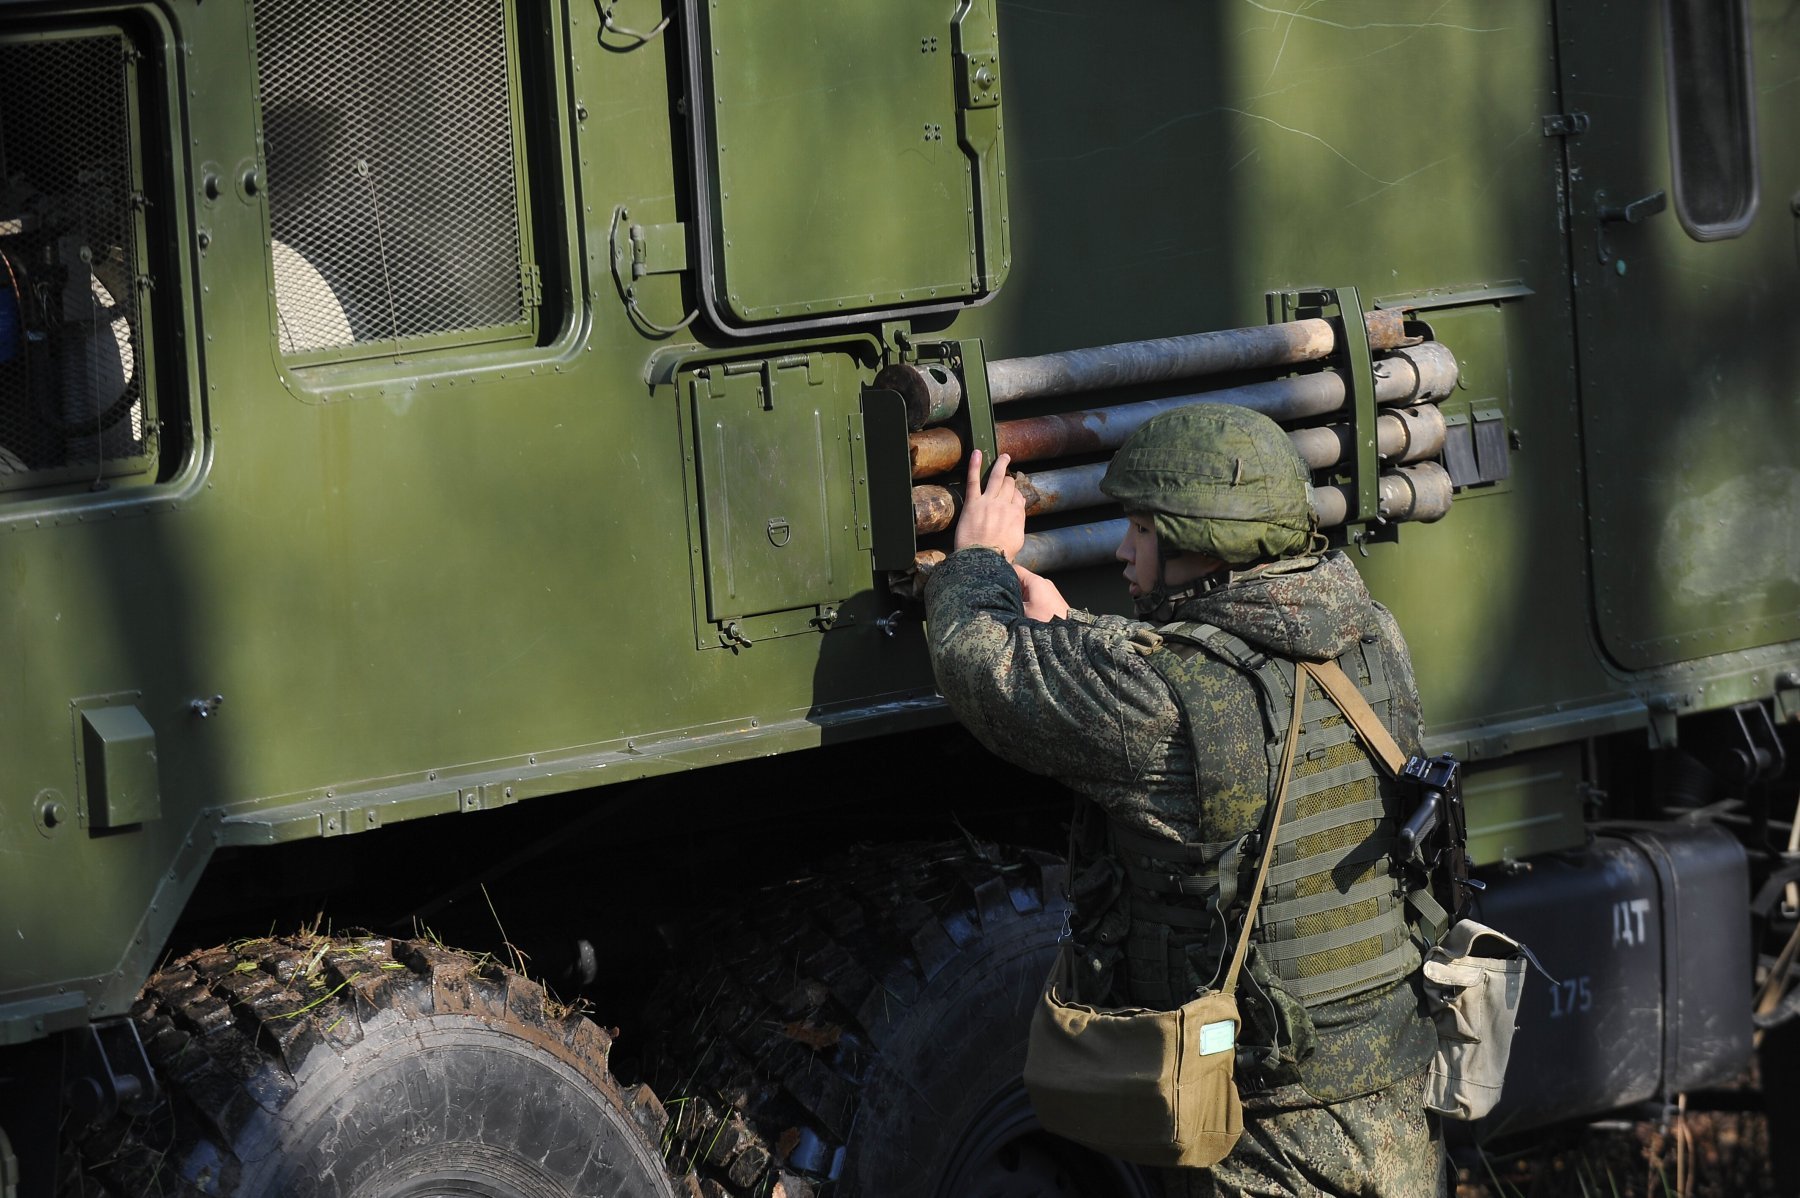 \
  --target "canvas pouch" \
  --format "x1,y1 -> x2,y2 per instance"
1421,918 -> 1532,1120
1024,945 -> 1244,1167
